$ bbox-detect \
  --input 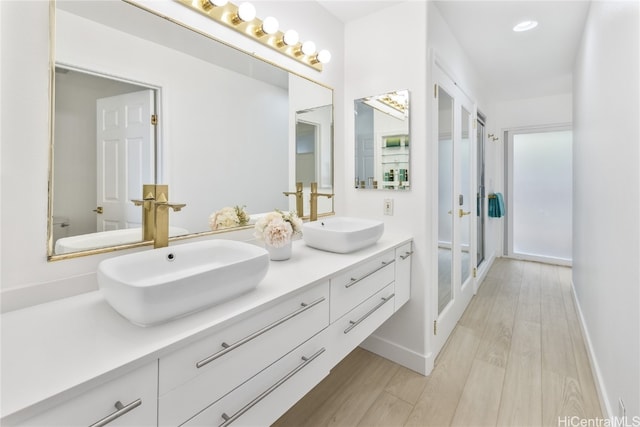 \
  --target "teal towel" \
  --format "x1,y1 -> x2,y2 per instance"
488,193 -> 505,218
